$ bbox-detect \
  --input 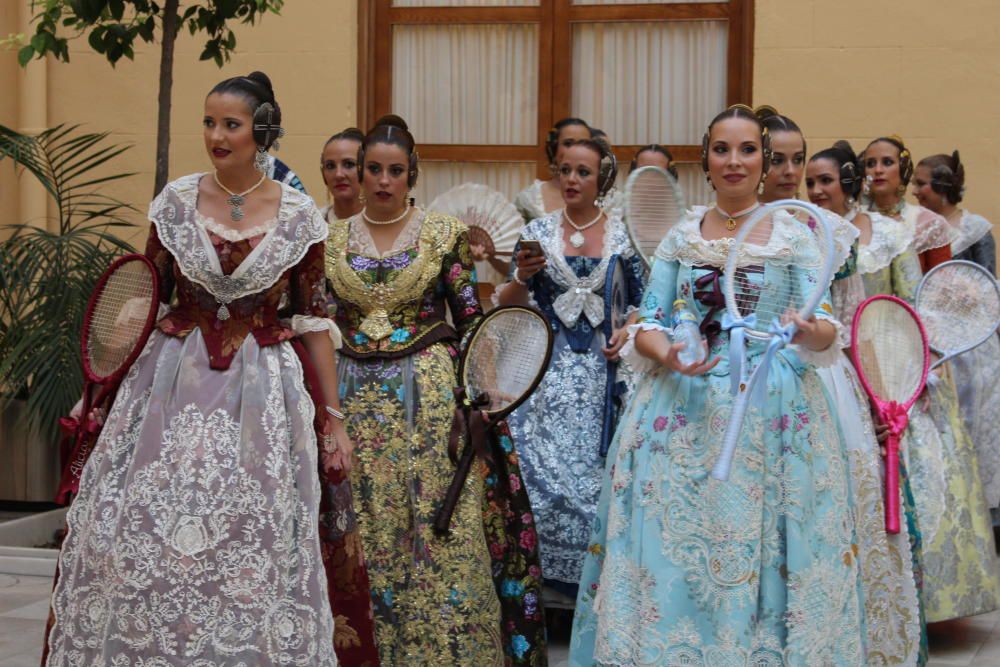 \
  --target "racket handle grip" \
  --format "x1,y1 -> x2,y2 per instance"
884,434 -> 901,535
433,439 -> 477,536
712,383 -> 752,481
